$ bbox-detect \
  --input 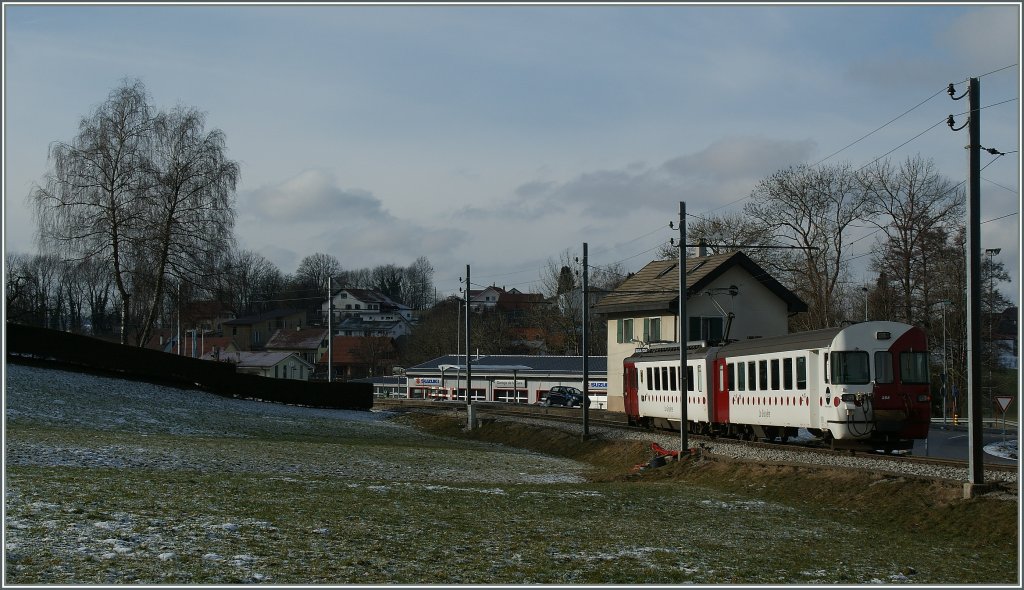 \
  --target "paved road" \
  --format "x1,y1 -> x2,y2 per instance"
911,423 -> 1018,465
